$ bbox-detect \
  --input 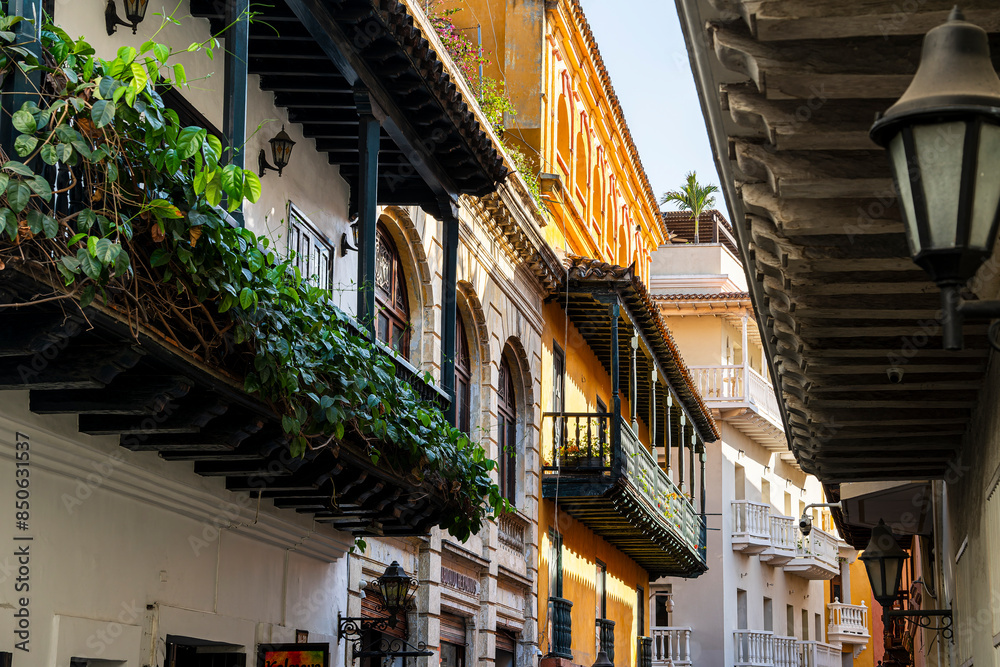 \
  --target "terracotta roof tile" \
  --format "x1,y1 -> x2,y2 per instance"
653,292 -> 751,301
661,209 -> 739,255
